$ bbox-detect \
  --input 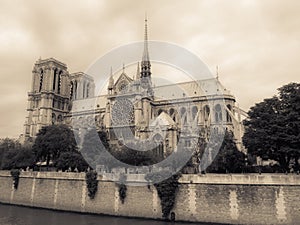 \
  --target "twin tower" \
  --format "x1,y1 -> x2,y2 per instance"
23,58 -> 95,140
